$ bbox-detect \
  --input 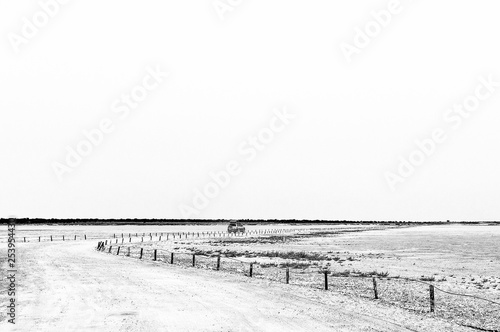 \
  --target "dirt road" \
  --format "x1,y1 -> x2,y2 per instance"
1,241 -> 471,332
